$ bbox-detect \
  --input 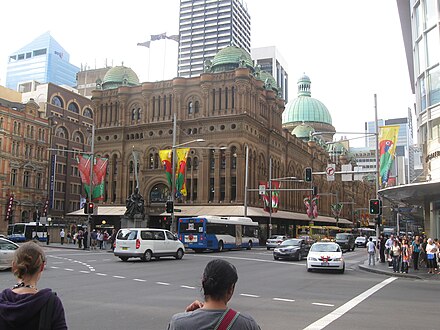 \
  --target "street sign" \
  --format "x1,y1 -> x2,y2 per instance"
326,164 -> 335,181
354,166 -> 363,181
341,164 -> 352,181
259,184 -> 266,195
